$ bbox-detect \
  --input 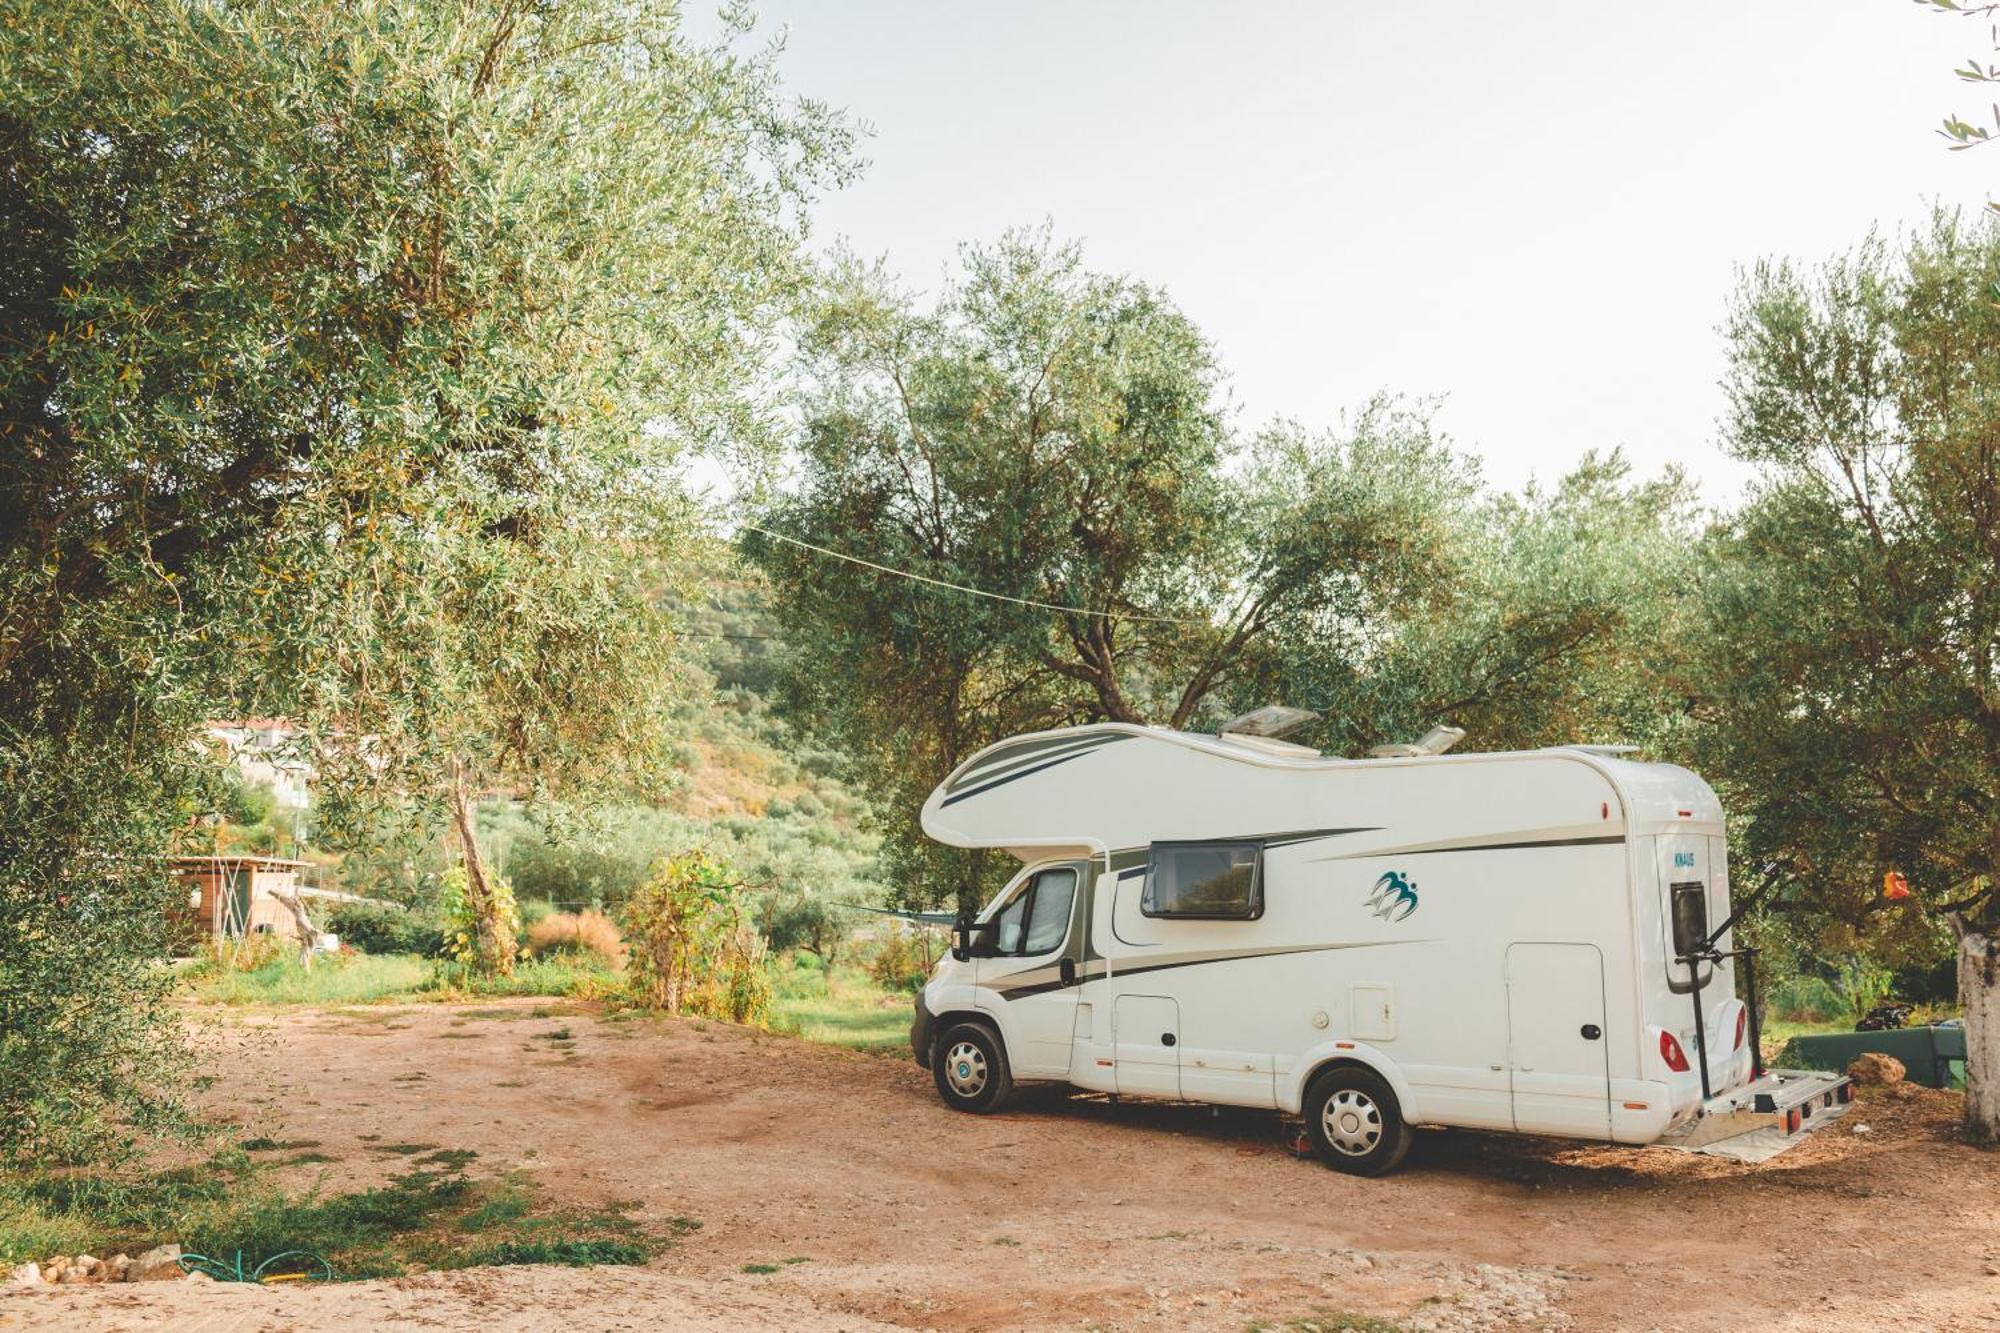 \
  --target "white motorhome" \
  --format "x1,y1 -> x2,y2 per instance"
909,718 -> 1848,1174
